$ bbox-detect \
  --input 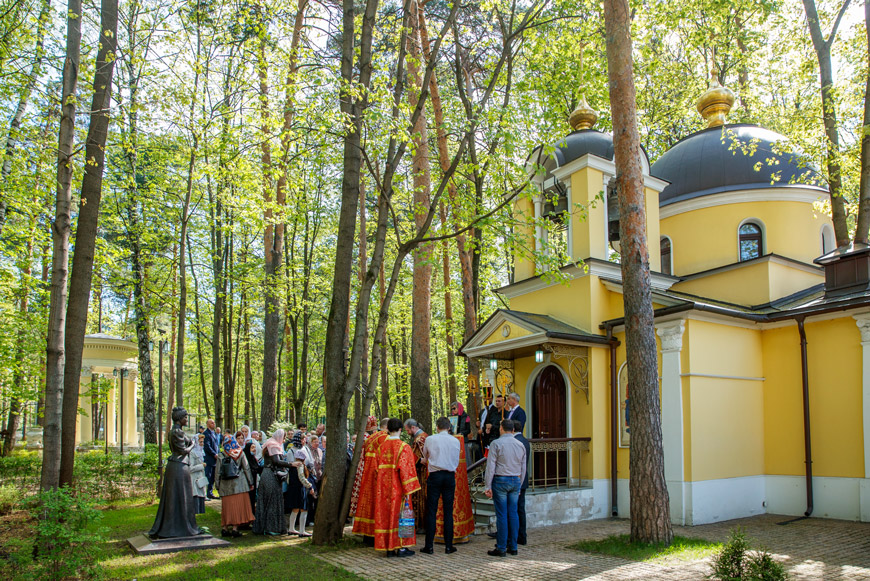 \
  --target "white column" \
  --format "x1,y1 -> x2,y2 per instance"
854,314 -> 870,522
656,320 -> 687,525
534,194 -> 543,270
